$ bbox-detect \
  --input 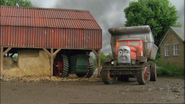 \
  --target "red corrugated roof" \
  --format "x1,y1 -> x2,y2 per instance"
0,5 -> 101,29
